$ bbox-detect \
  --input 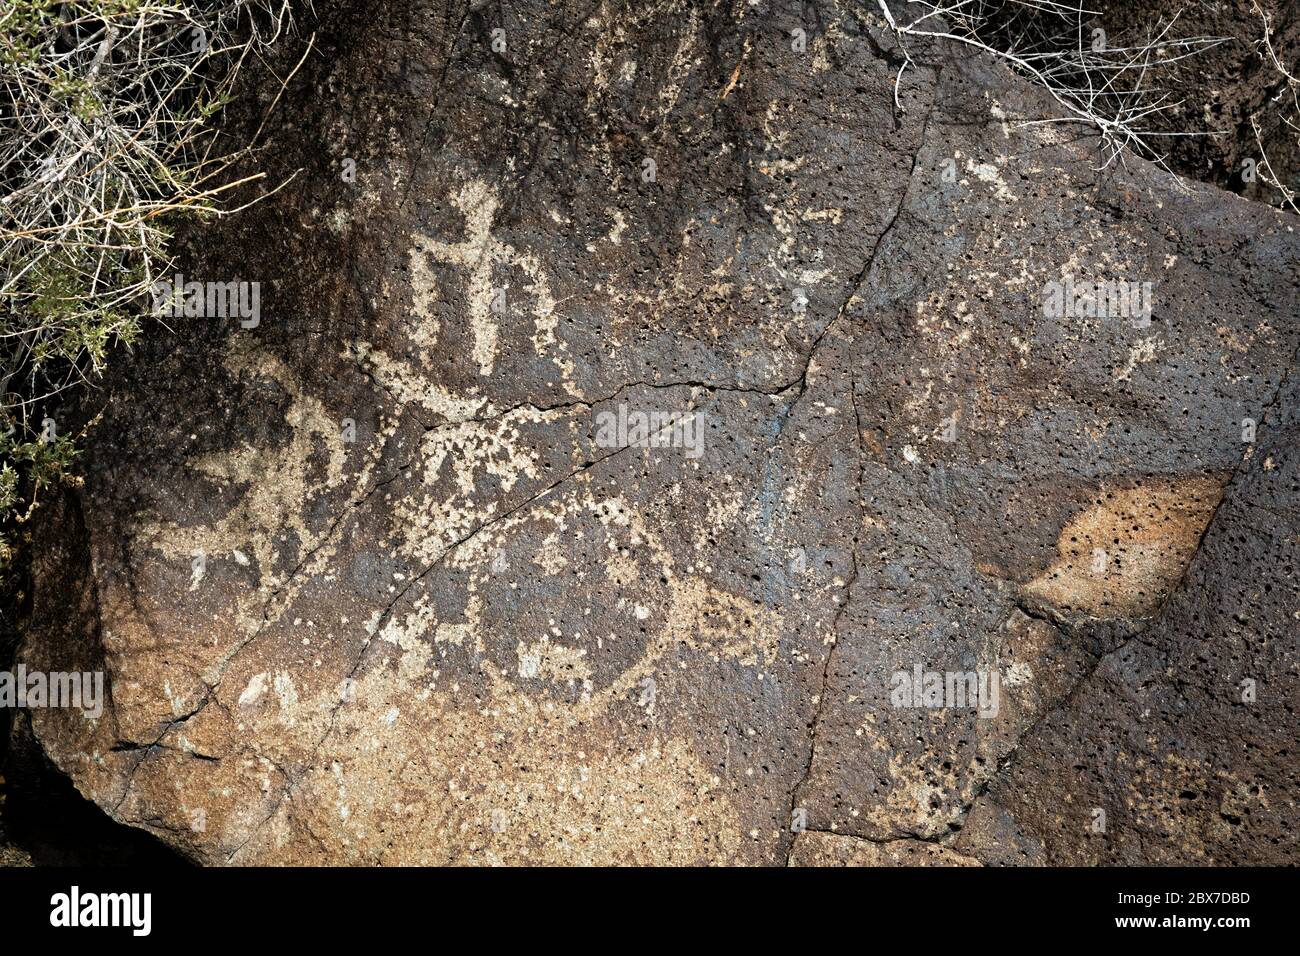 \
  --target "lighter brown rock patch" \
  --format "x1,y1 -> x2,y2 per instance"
1022,474 -> 1226,618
